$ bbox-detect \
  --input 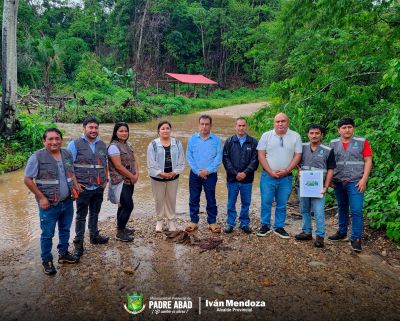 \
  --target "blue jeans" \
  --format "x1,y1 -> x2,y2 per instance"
226,182 -> 252,228
39,199 -> 74,262
334,181 -> 364,240
260,171 -> 292,228
300,196 -> 326,237
189,171 -> 218,224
